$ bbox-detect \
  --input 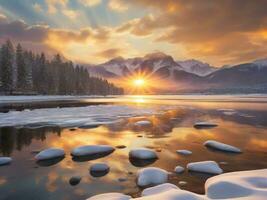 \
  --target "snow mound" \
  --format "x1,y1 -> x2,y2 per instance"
137,167 -> 168,187
204,140 -> 242,153
129,148 -> 158,160
136,188 -> 202,200
194,122 -> 218,129
0,157 -> 12,166
71,145 -> 115,157
135,121 -> 151,126
187,161 -> 223,174
88,169 -> 267,199
90,163 -> 110,172
206,169 -> 267,199
35,148 -> 65,161
141,183 -> 179,196
174,166 -> 185,173
86,193 -> 131,200
176,150 -> 192,155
